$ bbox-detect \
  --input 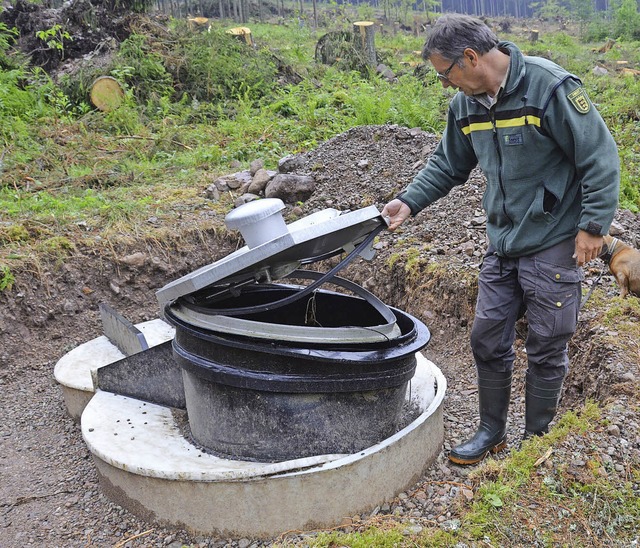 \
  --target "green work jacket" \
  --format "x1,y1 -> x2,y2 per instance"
401,41 -> 620,257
